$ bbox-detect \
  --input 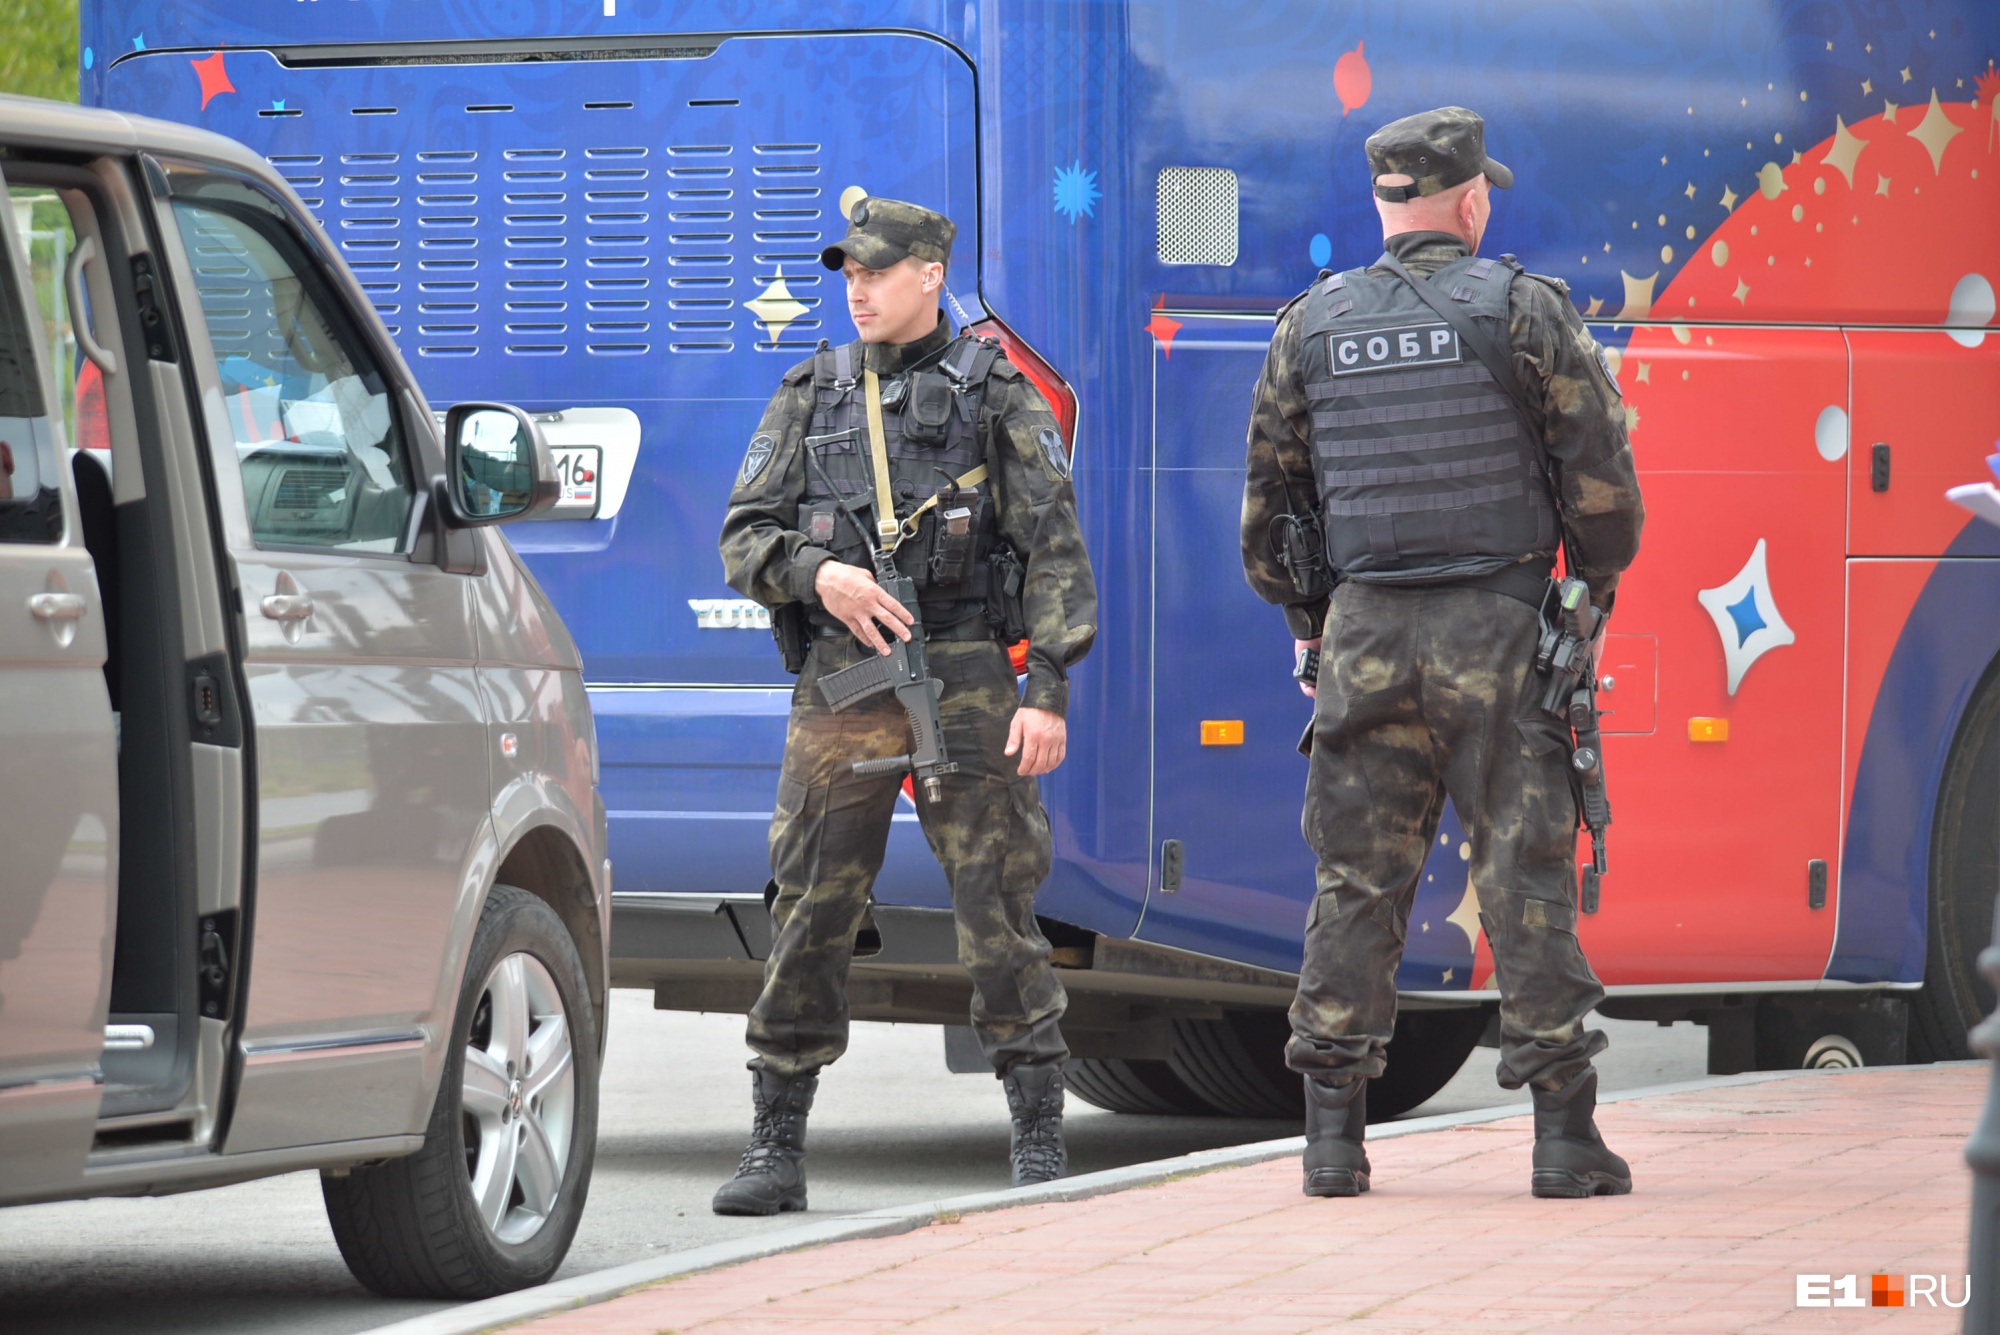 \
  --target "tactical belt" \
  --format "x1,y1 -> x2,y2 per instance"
1342,556 -> 1553,610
